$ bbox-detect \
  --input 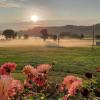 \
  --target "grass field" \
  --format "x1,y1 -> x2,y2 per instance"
0,46 -> 100,82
